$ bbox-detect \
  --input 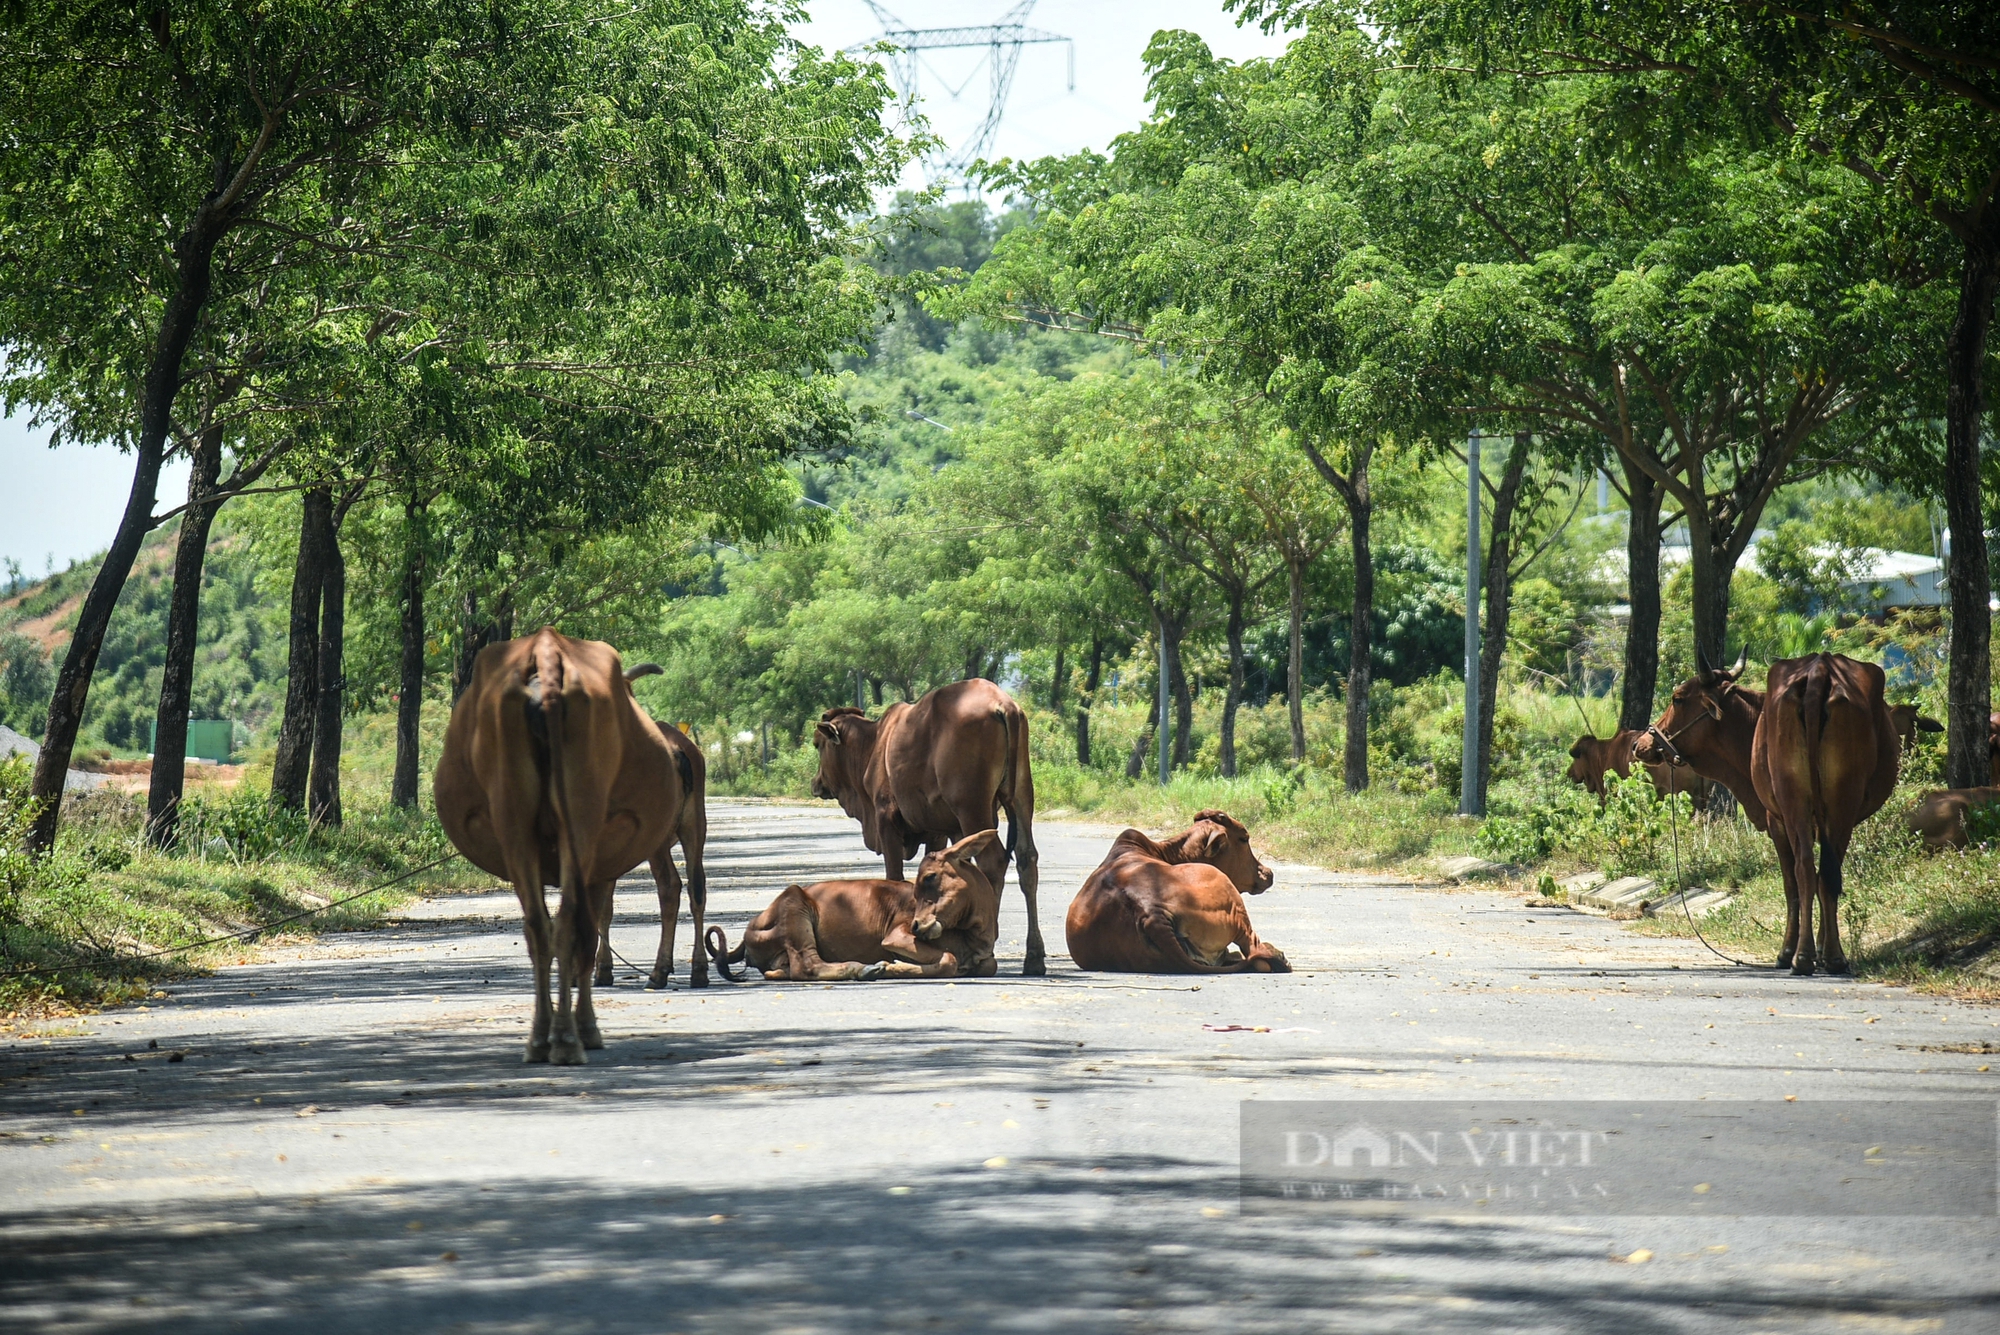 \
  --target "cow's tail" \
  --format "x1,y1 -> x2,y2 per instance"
530,635 -> 588,926
1801,657 -> 1833,840
705,925 -> 742,982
